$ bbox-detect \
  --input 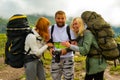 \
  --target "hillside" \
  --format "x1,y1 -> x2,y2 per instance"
0,14 -> 73,33
0,18 -> 7,33
0,14 -> 120,35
